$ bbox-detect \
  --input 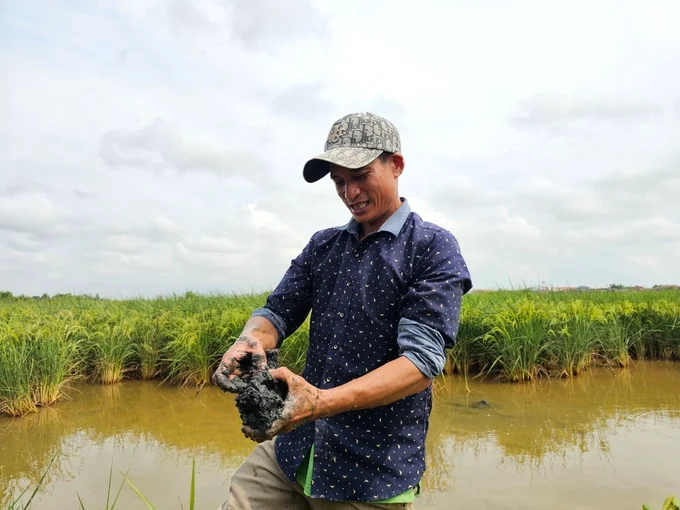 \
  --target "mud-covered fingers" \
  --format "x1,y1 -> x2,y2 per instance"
269,367 -> 296,386
226,354 -> 244,376
228,345 -> 267,375
214,367 -> 246,393
213,367 -> 230,391
264,348 -> 279,369
227,376 -> 249,393
253,354 -> 268,372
